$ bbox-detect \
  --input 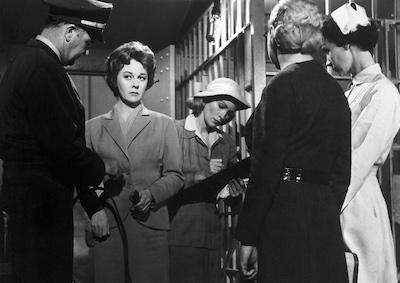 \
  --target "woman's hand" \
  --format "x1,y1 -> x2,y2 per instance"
240,245 -> 258,280
210,158 -> 223,174
194,171 -> 207,182
134,189 -> 153,213
228,178 -> 245,197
